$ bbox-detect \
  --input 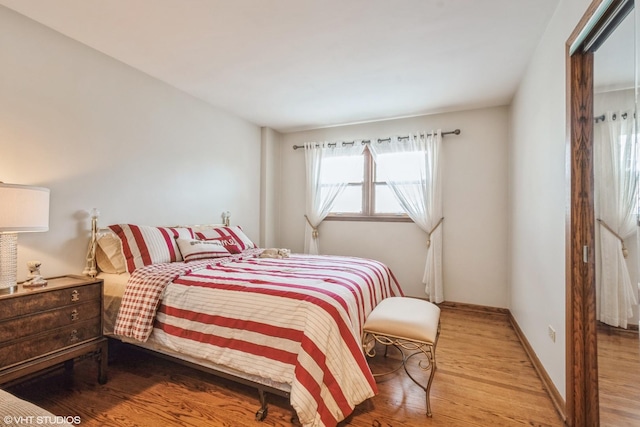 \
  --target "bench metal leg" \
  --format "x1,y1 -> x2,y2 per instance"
363,320 -> 441,417
404,347 -> 436,417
